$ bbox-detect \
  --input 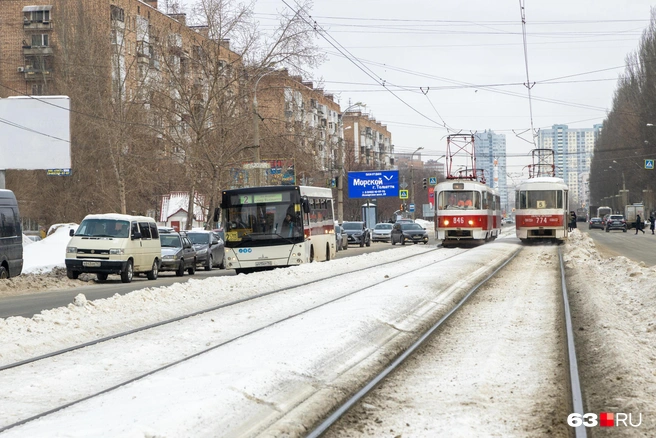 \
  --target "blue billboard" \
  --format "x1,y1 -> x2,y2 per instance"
347,170 -> 399,198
